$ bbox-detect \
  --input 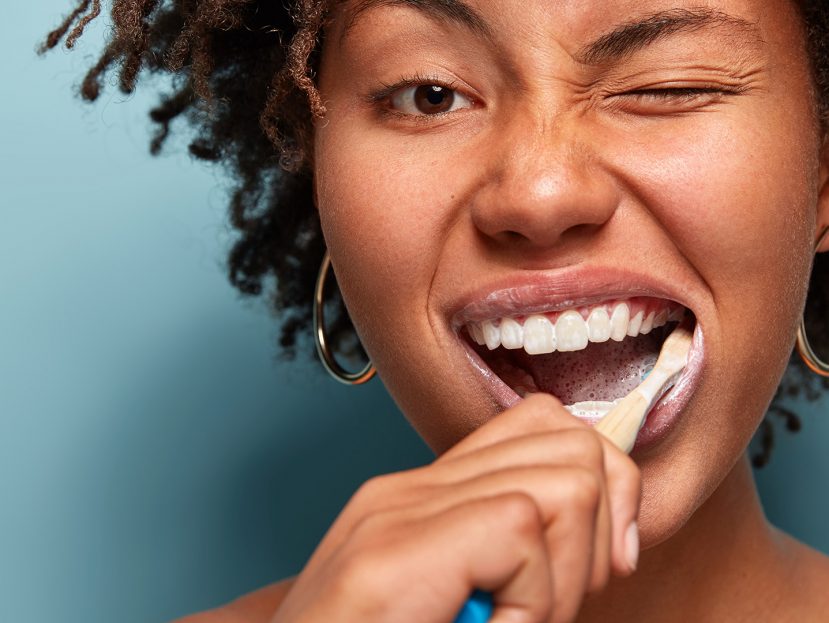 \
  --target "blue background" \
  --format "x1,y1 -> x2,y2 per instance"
2,4 -> 828,622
